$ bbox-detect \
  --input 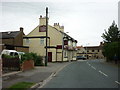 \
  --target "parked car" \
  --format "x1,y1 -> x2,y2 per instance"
76,56 -> 86,60
17,52 -> 25,60
1,50 -> 24,59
